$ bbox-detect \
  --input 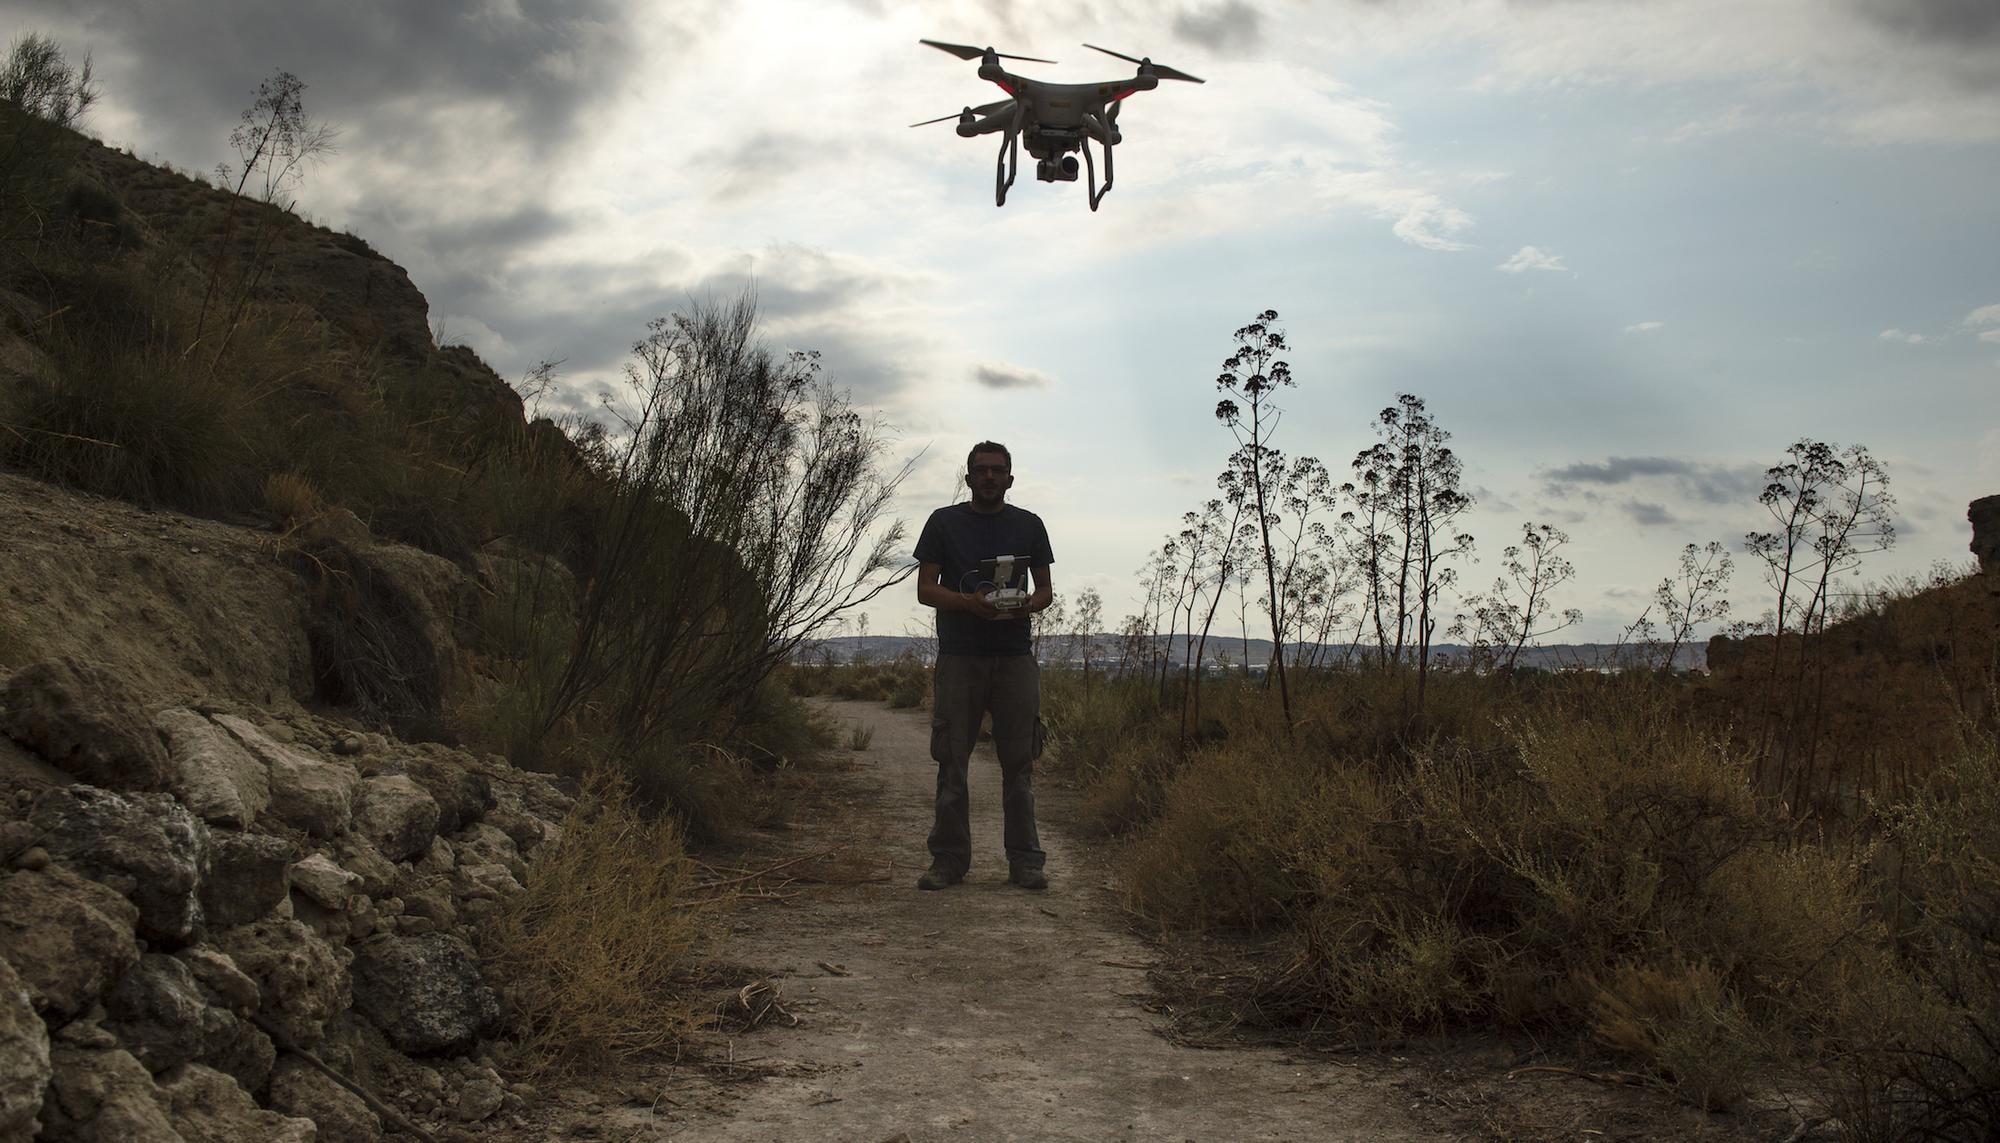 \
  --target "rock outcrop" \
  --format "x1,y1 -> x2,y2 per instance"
1972,494 -> 2000,590
2,683 -> 572,1139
